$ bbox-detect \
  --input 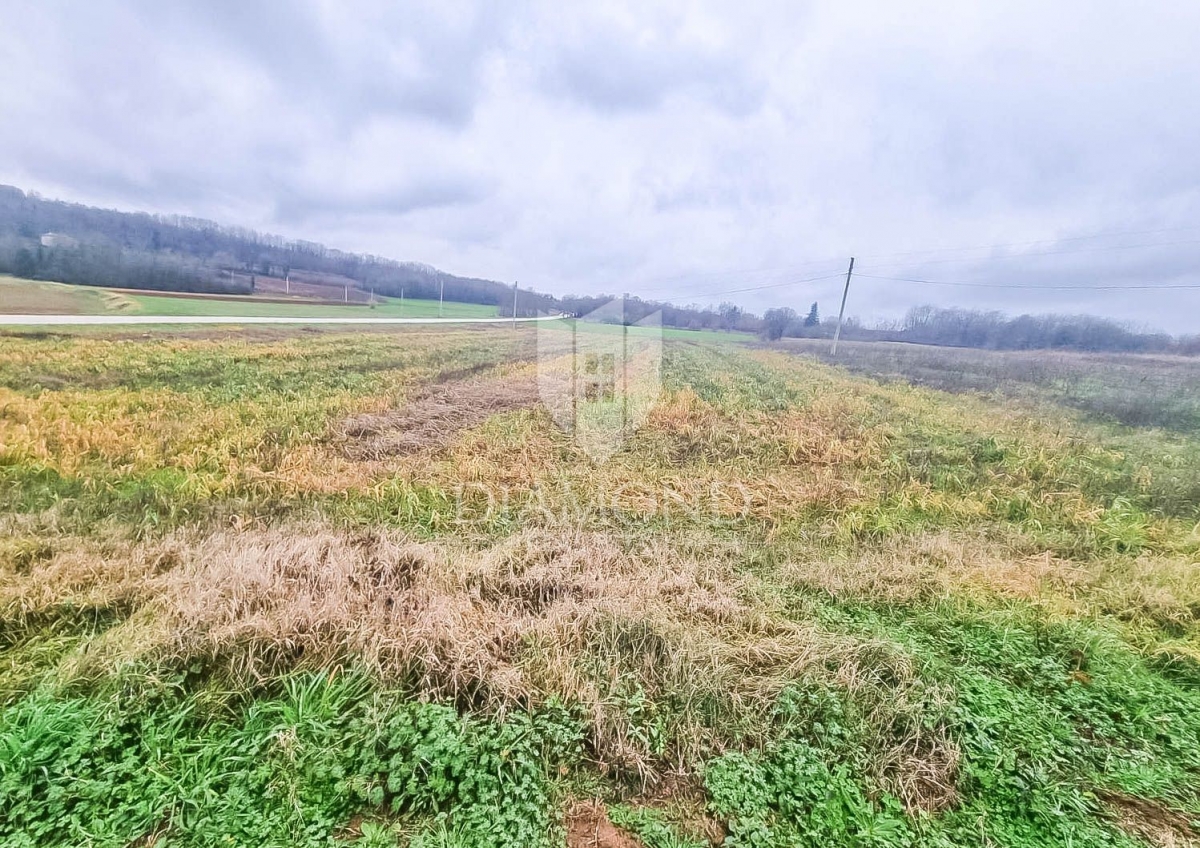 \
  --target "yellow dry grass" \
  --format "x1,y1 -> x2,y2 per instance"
2,521 -> 967,791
